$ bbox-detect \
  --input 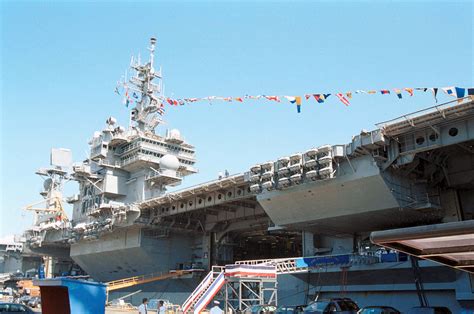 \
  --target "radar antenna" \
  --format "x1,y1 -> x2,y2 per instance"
24,149 -> 72,224
119,37 -> 165,133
